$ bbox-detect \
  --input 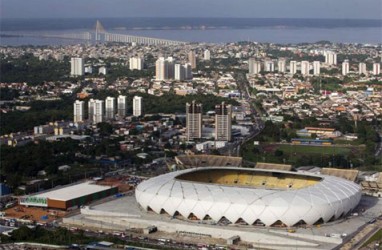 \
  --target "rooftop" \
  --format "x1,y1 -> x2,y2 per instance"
34,181 -> 113,201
